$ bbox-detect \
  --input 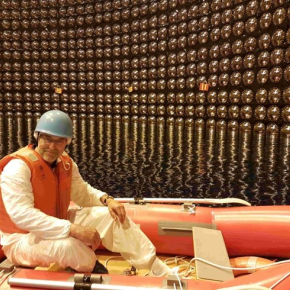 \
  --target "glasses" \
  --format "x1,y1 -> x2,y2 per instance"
40,134 -> 67,146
